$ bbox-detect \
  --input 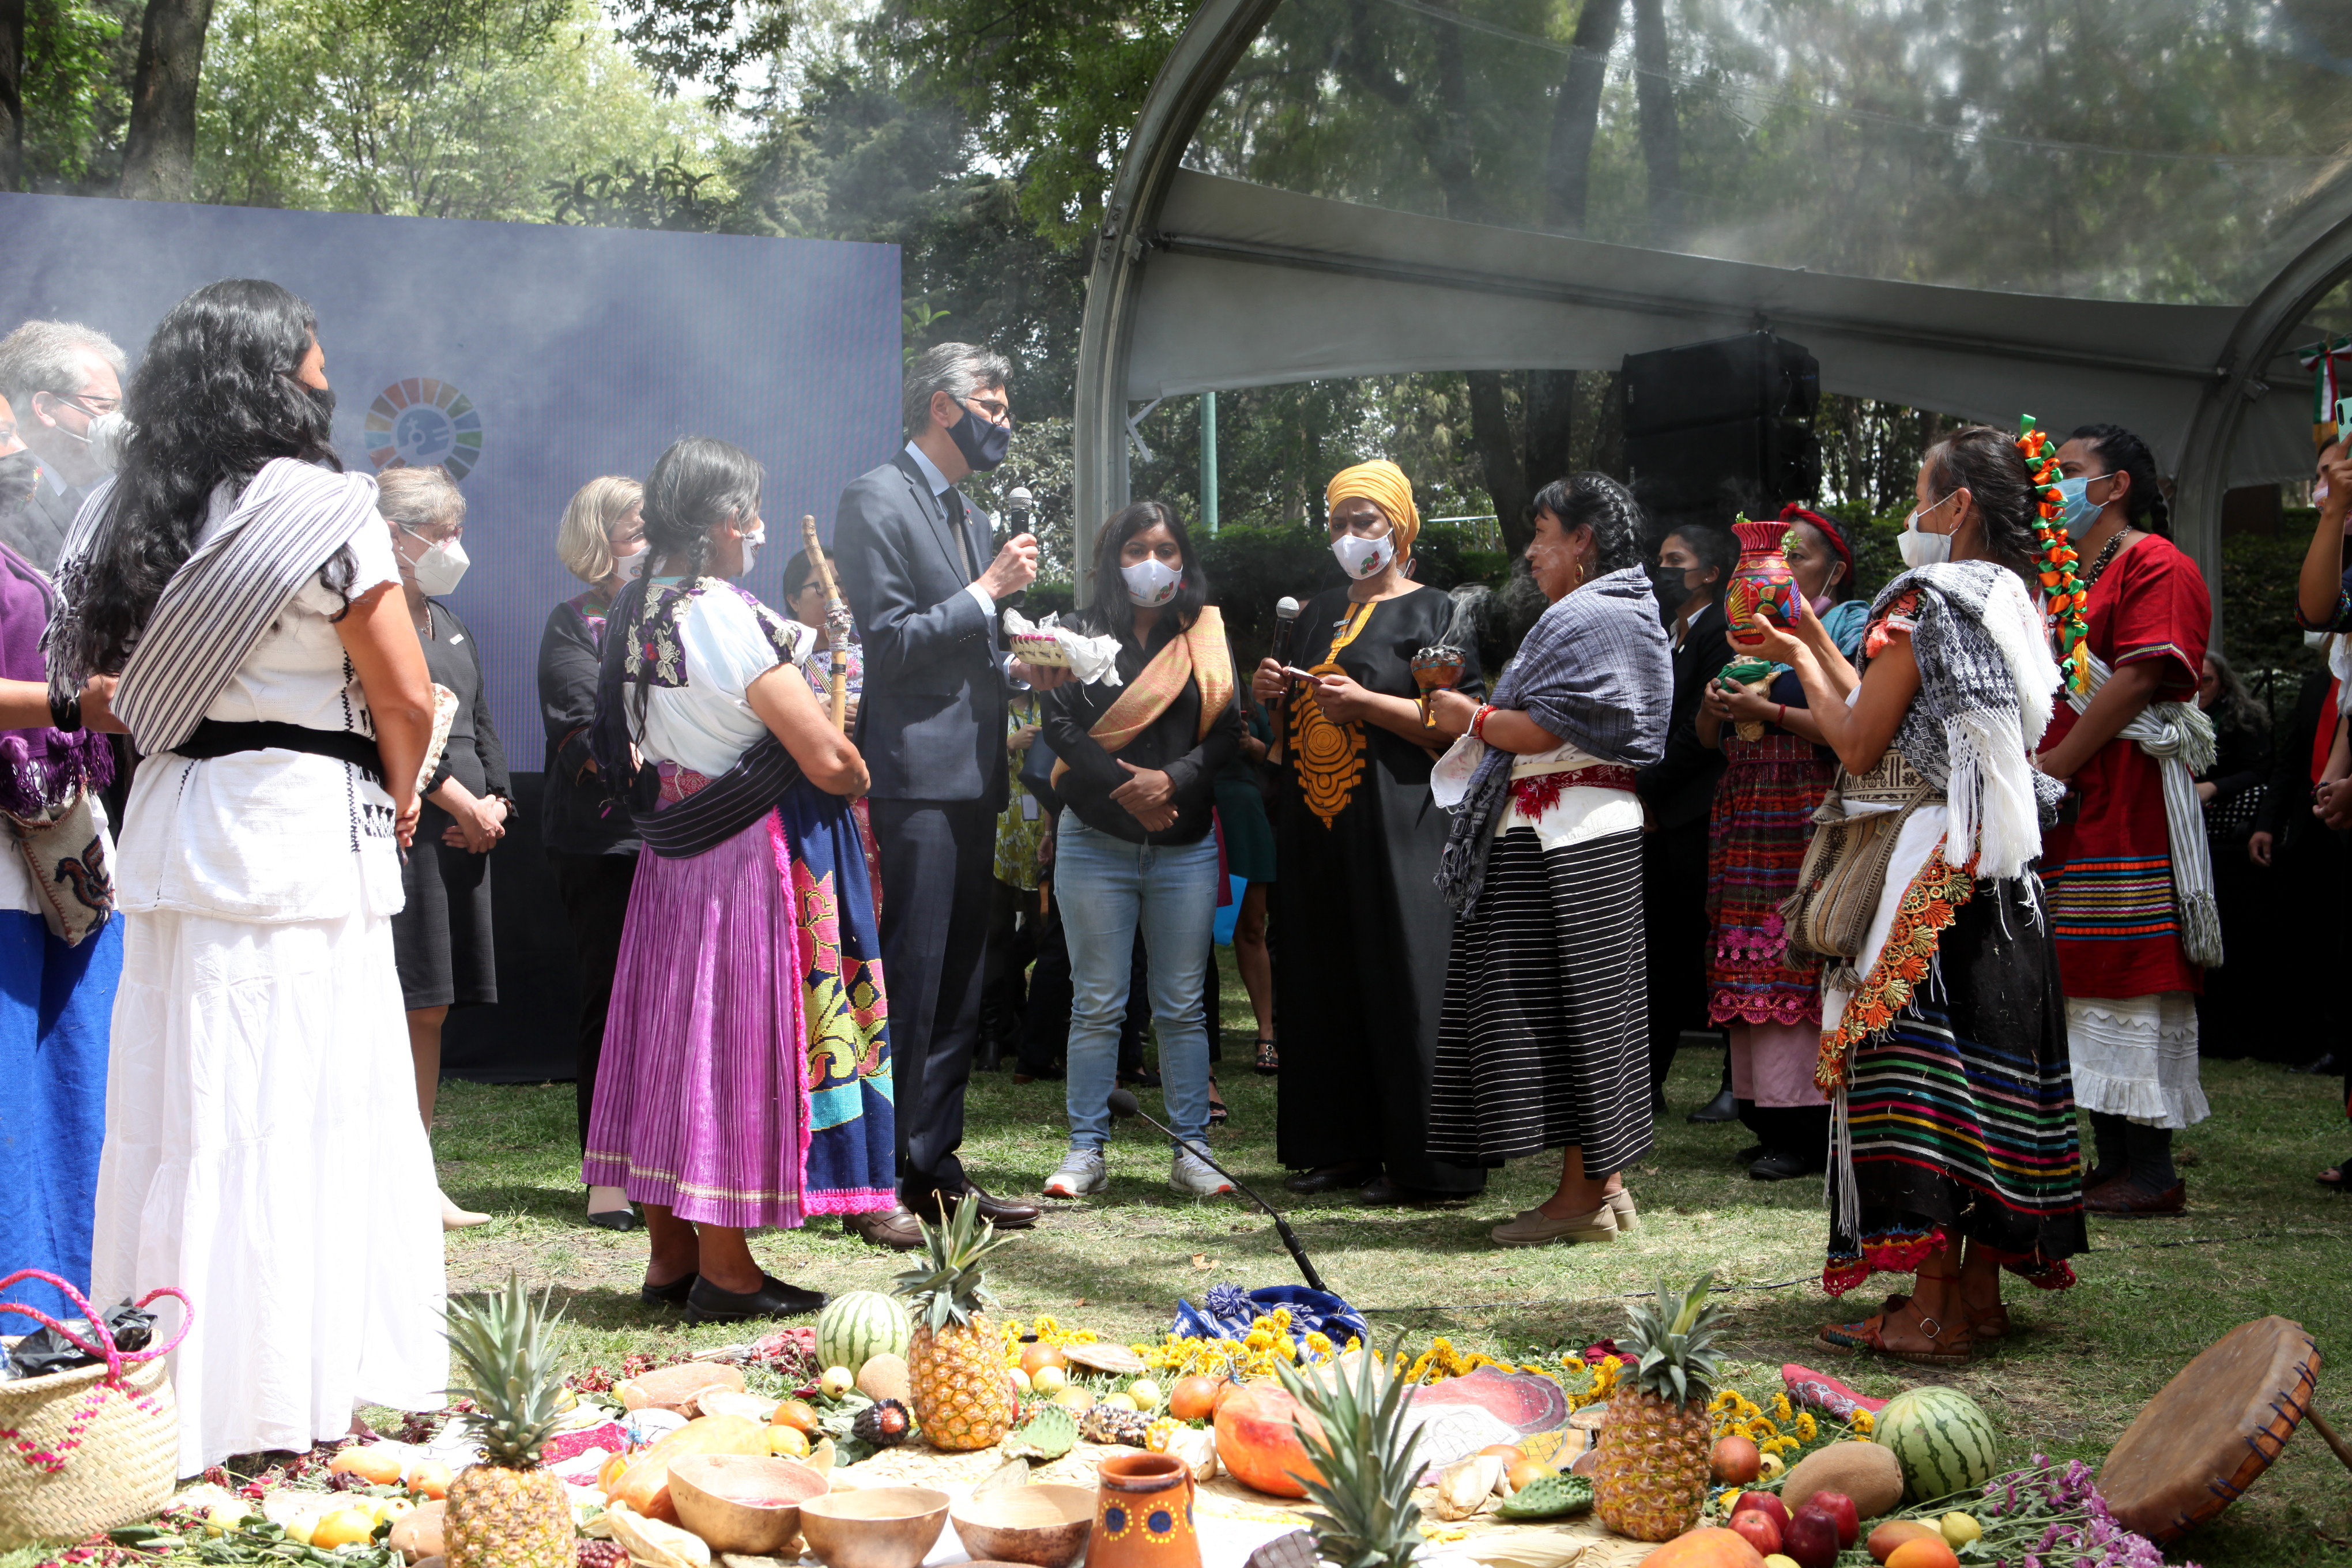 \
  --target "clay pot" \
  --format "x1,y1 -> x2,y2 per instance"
949,1483 -> 1095,1568
1724,517 -> 1799,647
1091,1452 -> 1201,1568
665,1453 -> 829,1555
